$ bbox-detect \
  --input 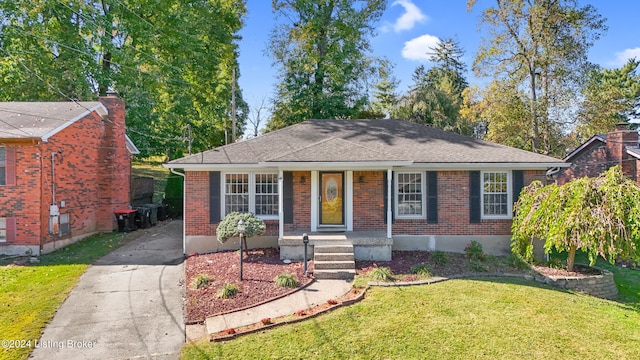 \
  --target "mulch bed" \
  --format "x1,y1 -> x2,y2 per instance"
185,248 -> 312,324
185,249 -> 610,325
